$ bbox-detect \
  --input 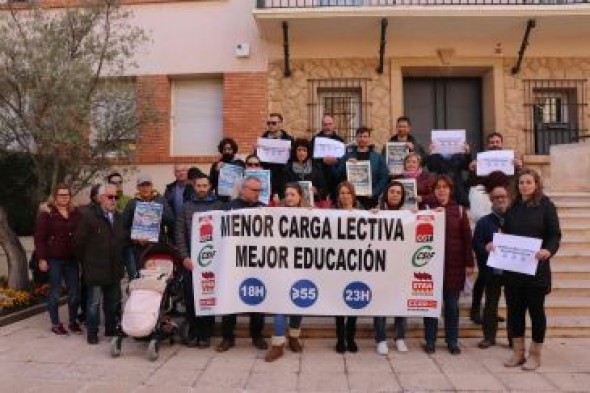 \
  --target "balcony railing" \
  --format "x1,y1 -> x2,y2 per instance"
257,0 -> 589,8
